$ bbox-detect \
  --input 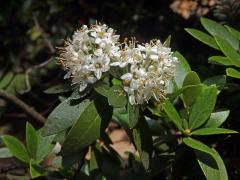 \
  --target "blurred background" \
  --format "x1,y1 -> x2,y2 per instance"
0,0 -> 240,179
